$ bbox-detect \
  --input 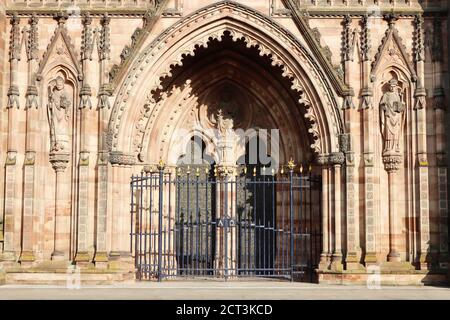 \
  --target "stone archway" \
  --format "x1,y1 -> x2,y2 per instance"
108,1 -> 345,160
